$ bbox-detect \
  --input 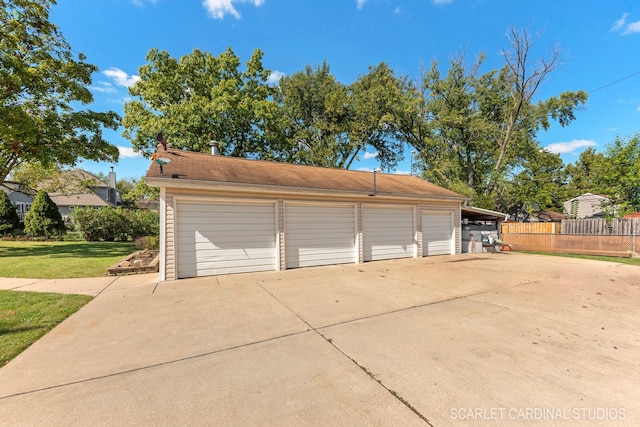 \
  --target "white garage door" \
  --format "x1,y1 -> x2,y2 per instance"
285,204 -> 356,269
363,206 -> 414,261
422,212 -> 454,256
176,201 -> 277,278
